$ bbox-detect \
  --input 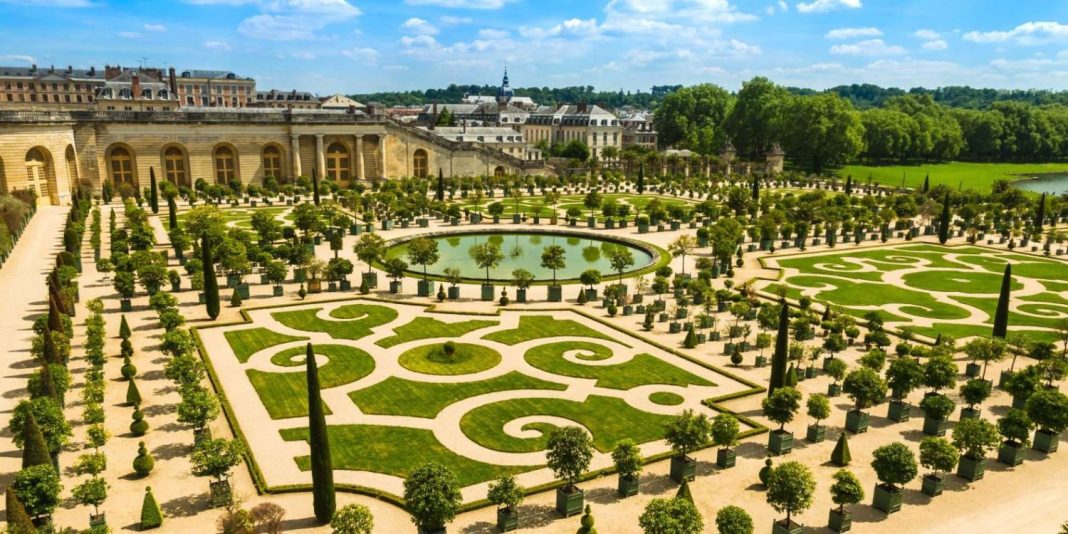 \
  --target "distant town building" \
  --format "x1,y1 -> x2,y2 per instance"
174,69 -> 255,108
420,126 -> 531,159
320,94 -> 366,111
252,89 -> 320,109
0,64 -> 105,110
521,103 -> 622,158
619,110 -> 657,150
94,68 -> 179,111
